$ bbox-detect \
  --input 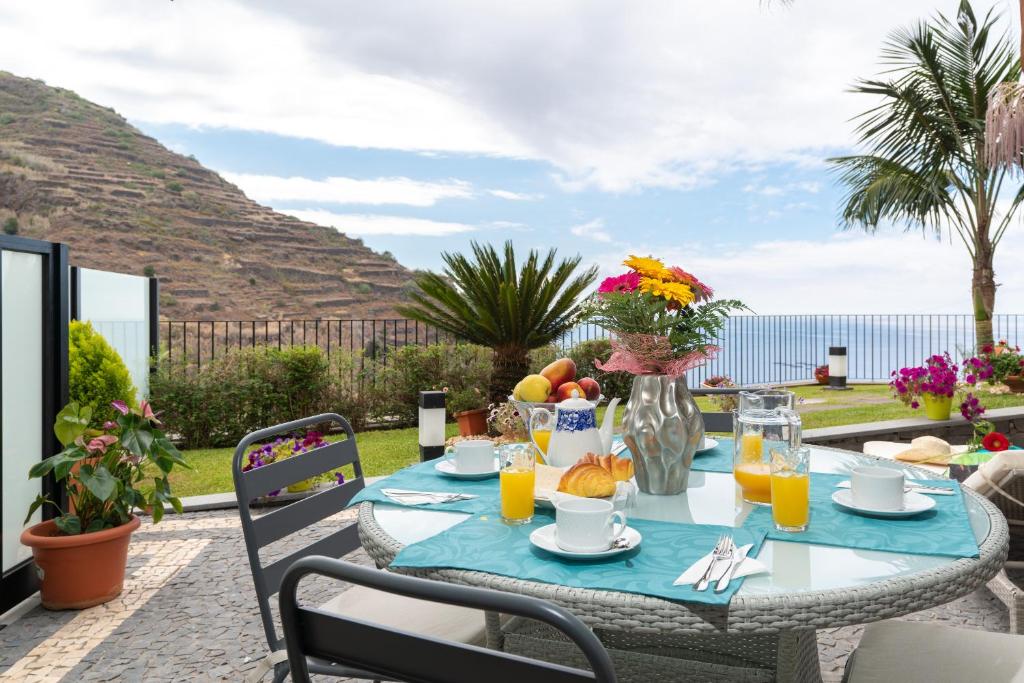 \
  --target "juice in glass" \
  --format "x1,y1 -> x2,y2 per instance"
769,447 -> 810,532
500,443 -> 535,525
734,433 -> 771,504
